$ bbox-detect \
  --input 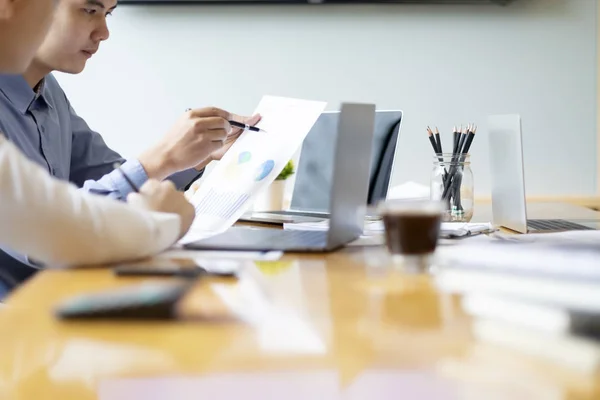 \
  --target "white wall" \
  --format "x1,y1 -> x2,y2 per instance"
56,0 -> 597,196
